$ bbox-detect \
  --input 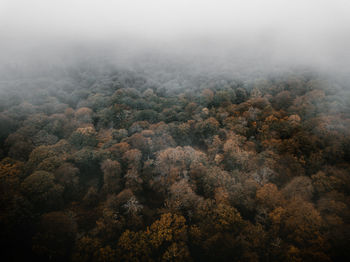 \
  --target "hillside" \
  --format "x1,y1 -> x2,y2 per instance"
1,64 -> 350,261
